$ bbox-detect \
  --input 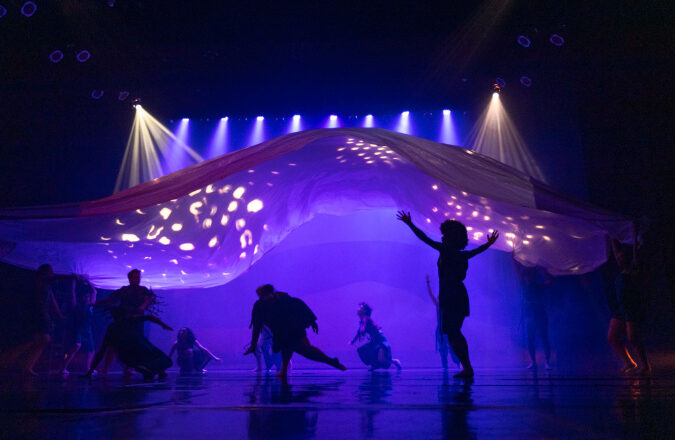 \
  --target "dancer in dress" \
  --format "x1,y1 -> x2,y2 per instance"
62,276 -> 97,375
84,308 -> 173,381
350,302 -> 401,371
425,275 -> 460,369
397,211 -> 498,378
168,327 -> 221,374
245,284 -> 346,378
606,232 -> 651,375
513,257 -> 553,369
